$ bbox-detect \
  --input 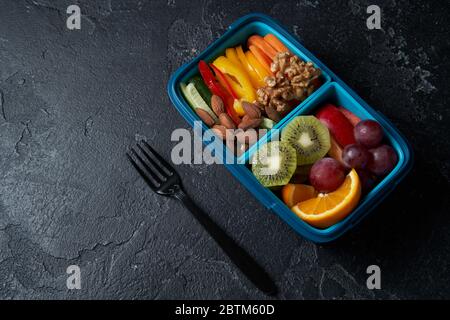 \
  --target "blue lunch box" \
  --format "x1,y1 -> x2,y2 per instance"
167,13 -> 413,243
